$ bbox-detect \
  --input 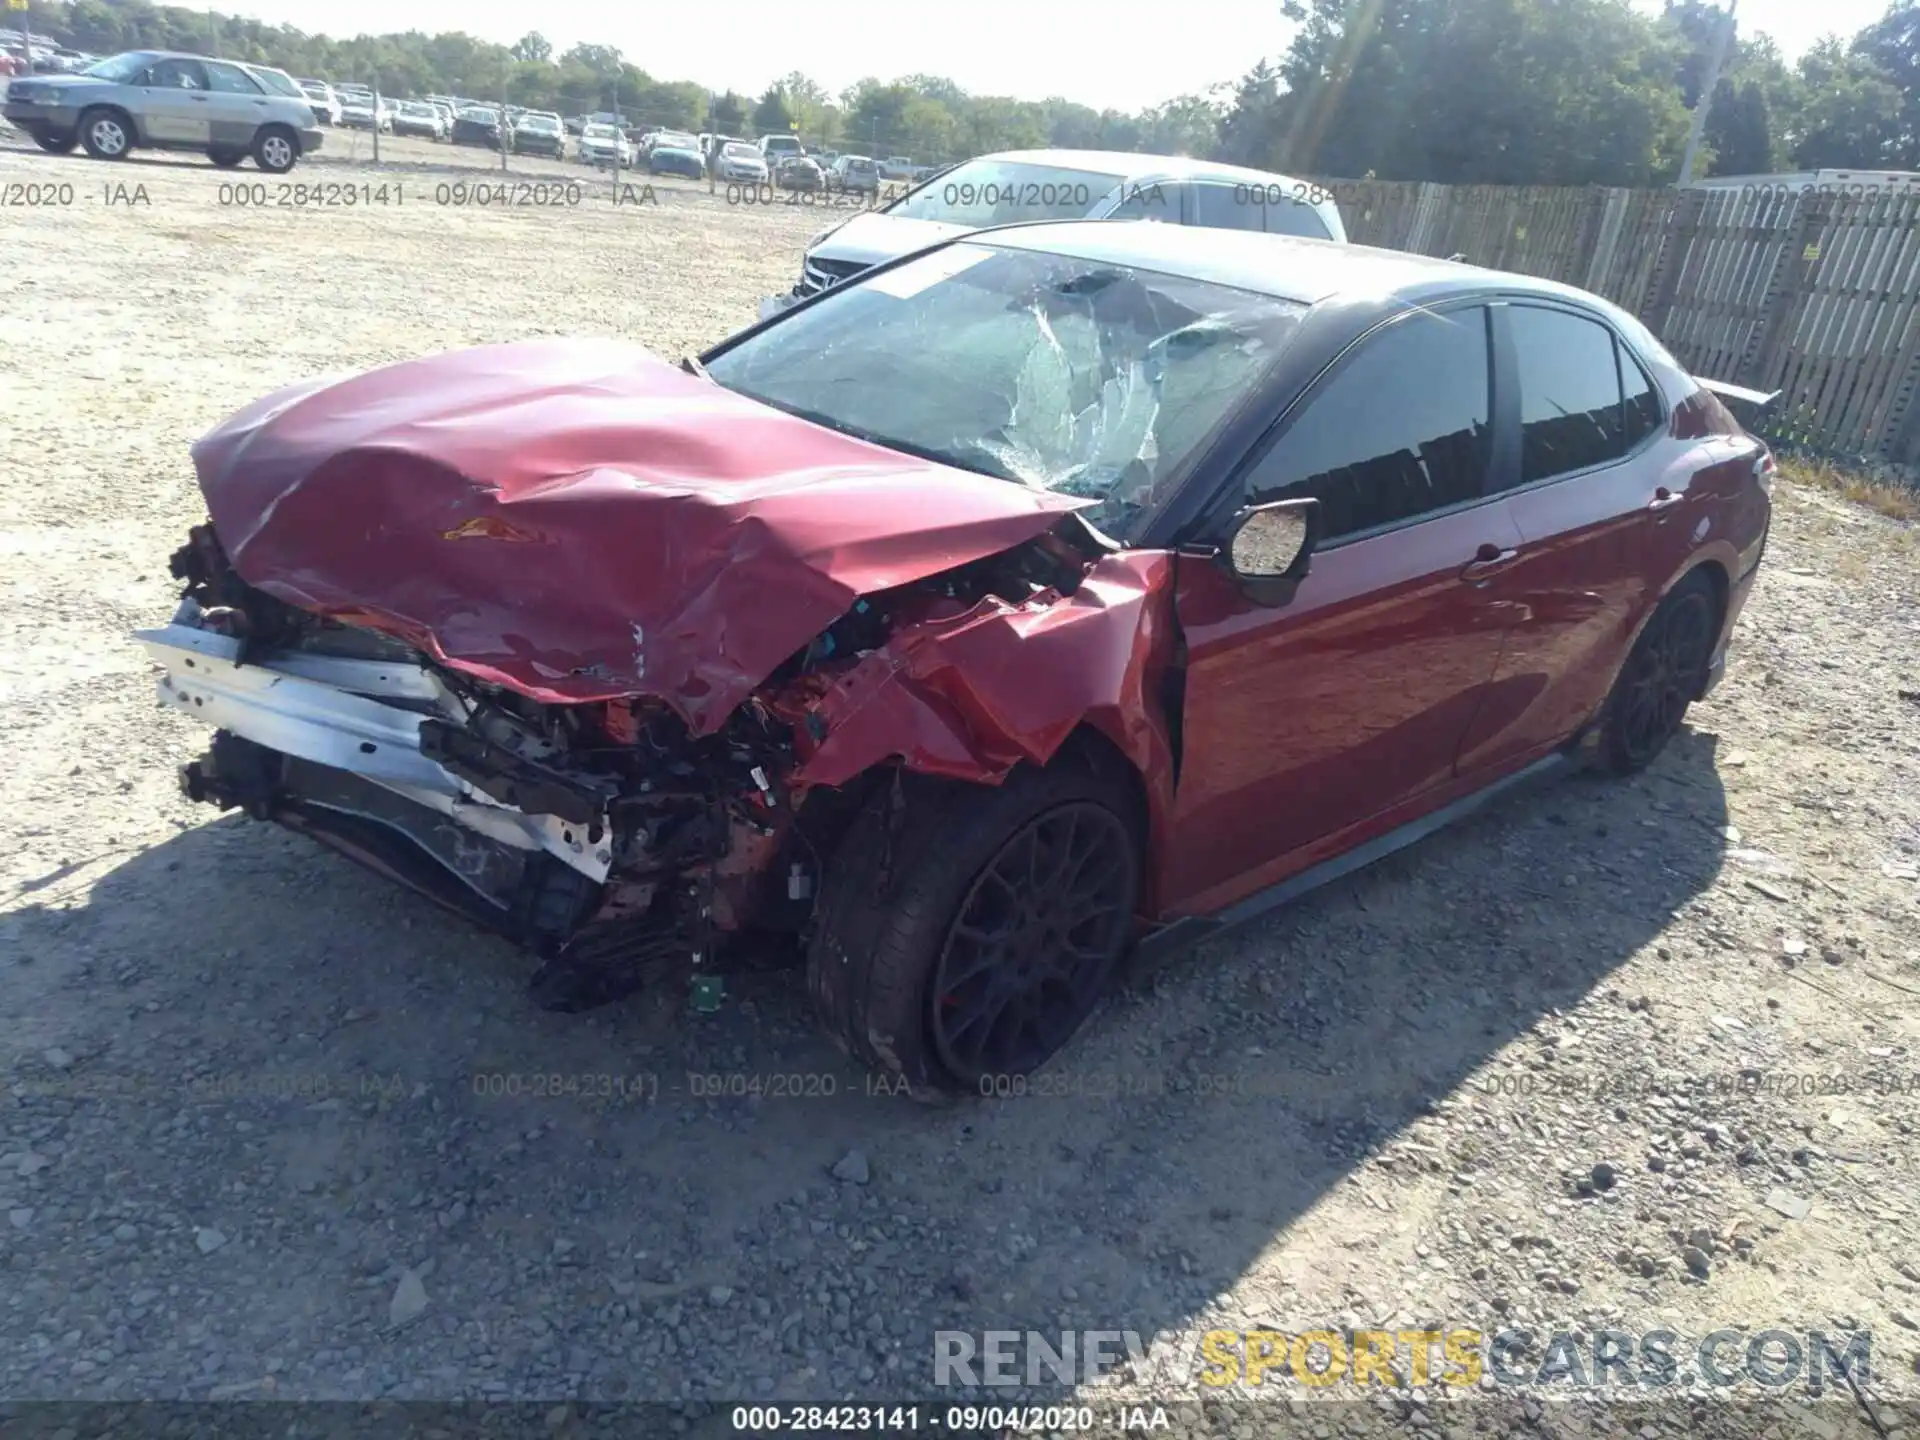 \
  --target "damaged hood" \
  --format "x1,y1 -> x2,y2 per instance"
190,337 -> 1086,733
